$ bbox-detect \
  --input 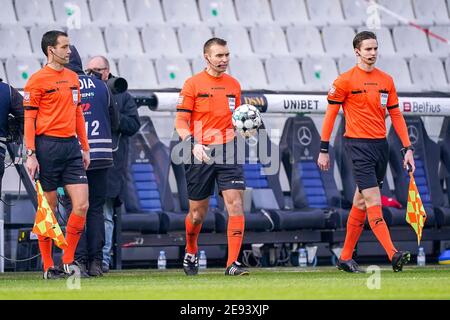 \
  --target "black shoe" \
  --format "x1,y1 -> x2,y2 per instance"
337,259 -> 364,273
88,260 -> 104,277
183,253 -> 199,276
392,251 -> 410,272
43,266 -> 65,280
225,261 -> 249,276
63,261 -> 90,278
